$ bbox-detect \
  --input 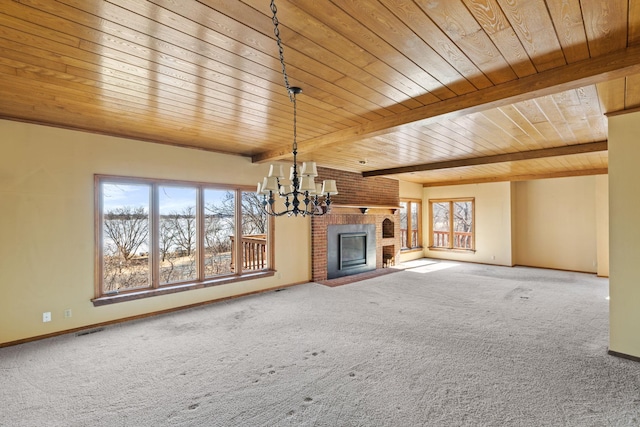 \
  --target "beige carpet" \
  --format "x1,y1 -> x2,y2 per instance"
1,259 -> 639,426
